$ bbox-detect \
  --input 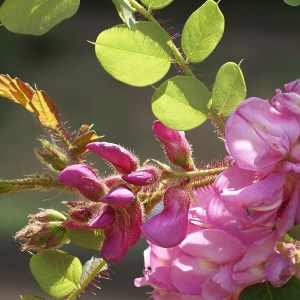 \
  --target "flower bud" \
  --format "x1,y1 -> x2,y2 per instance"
59,164 -> 107,201
31,209 -> 66,223
35,139 -> 68,171
86,142 -> 139,174
122,167 -> 160,186
99,185 -> 134,208
15,211 -> 68,251
70,207 -> 93,223
64,201 -> 99,229
88,205 -> 116,229
152,120 -> 195,171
